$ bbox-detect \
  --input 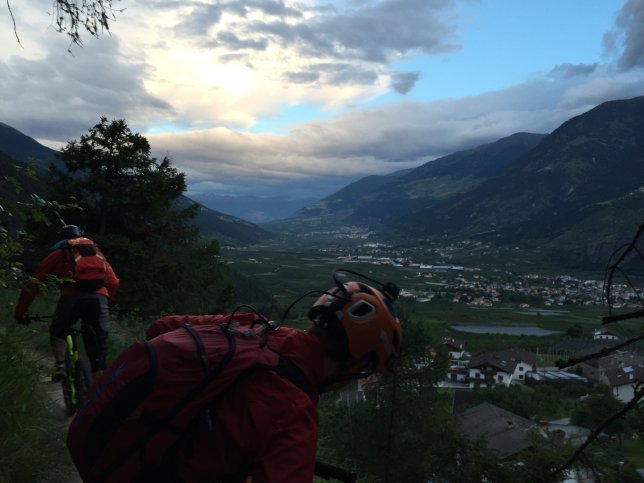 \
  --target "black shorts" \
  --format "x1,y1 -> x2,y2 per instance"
51,293 -> 110,371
